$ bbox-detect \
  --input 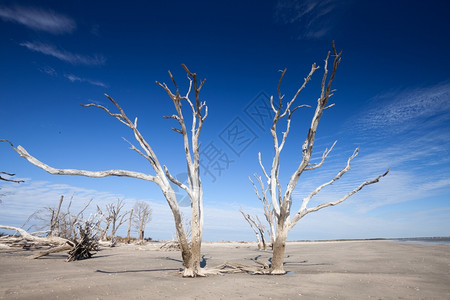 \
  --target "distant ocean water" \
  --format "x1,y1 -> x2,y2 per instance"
395,237 -> 450,245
